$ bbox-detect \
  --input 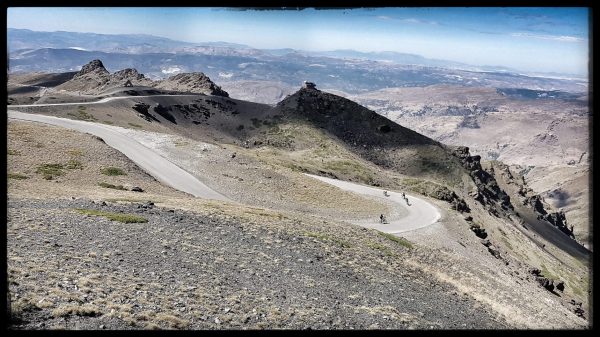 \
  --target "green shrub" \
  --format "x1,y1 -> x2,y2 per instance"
101,167 -> 126,176
36,163 -> 64,180
74,208 -> 148,223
